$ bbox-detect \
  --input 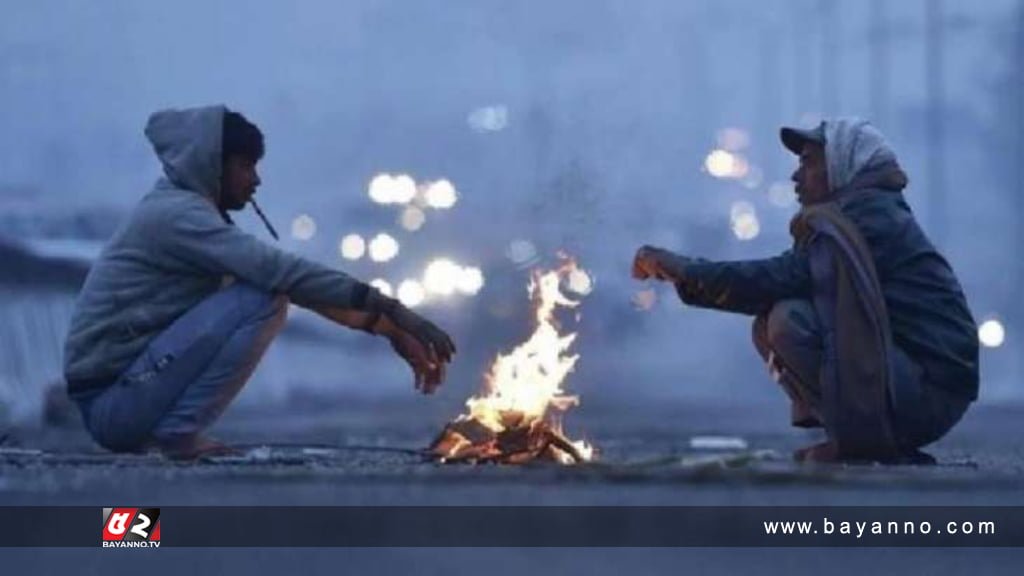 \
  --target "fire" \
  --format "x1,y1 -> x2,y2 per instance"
430,259 -> 594,464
